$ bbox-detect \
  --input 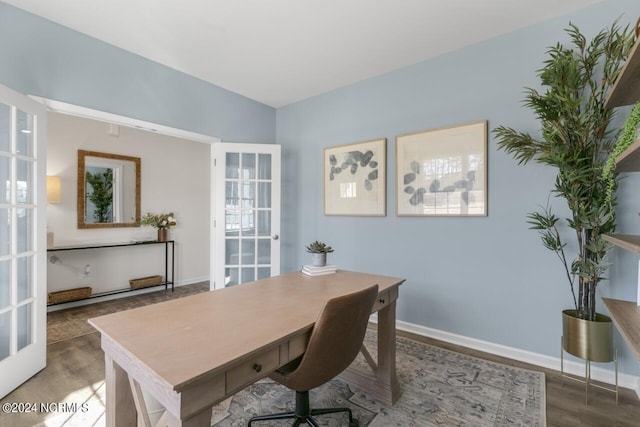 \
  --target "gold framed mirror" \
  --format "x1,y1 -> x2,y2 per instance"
77,150 -> 141,229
